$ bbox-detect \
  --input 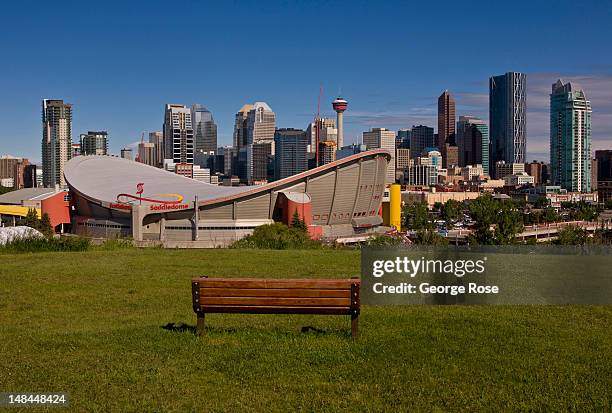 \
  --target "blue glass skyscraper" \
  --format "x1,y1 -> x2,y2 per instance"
550,80 -> 592,192
489,72 -> 526,177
